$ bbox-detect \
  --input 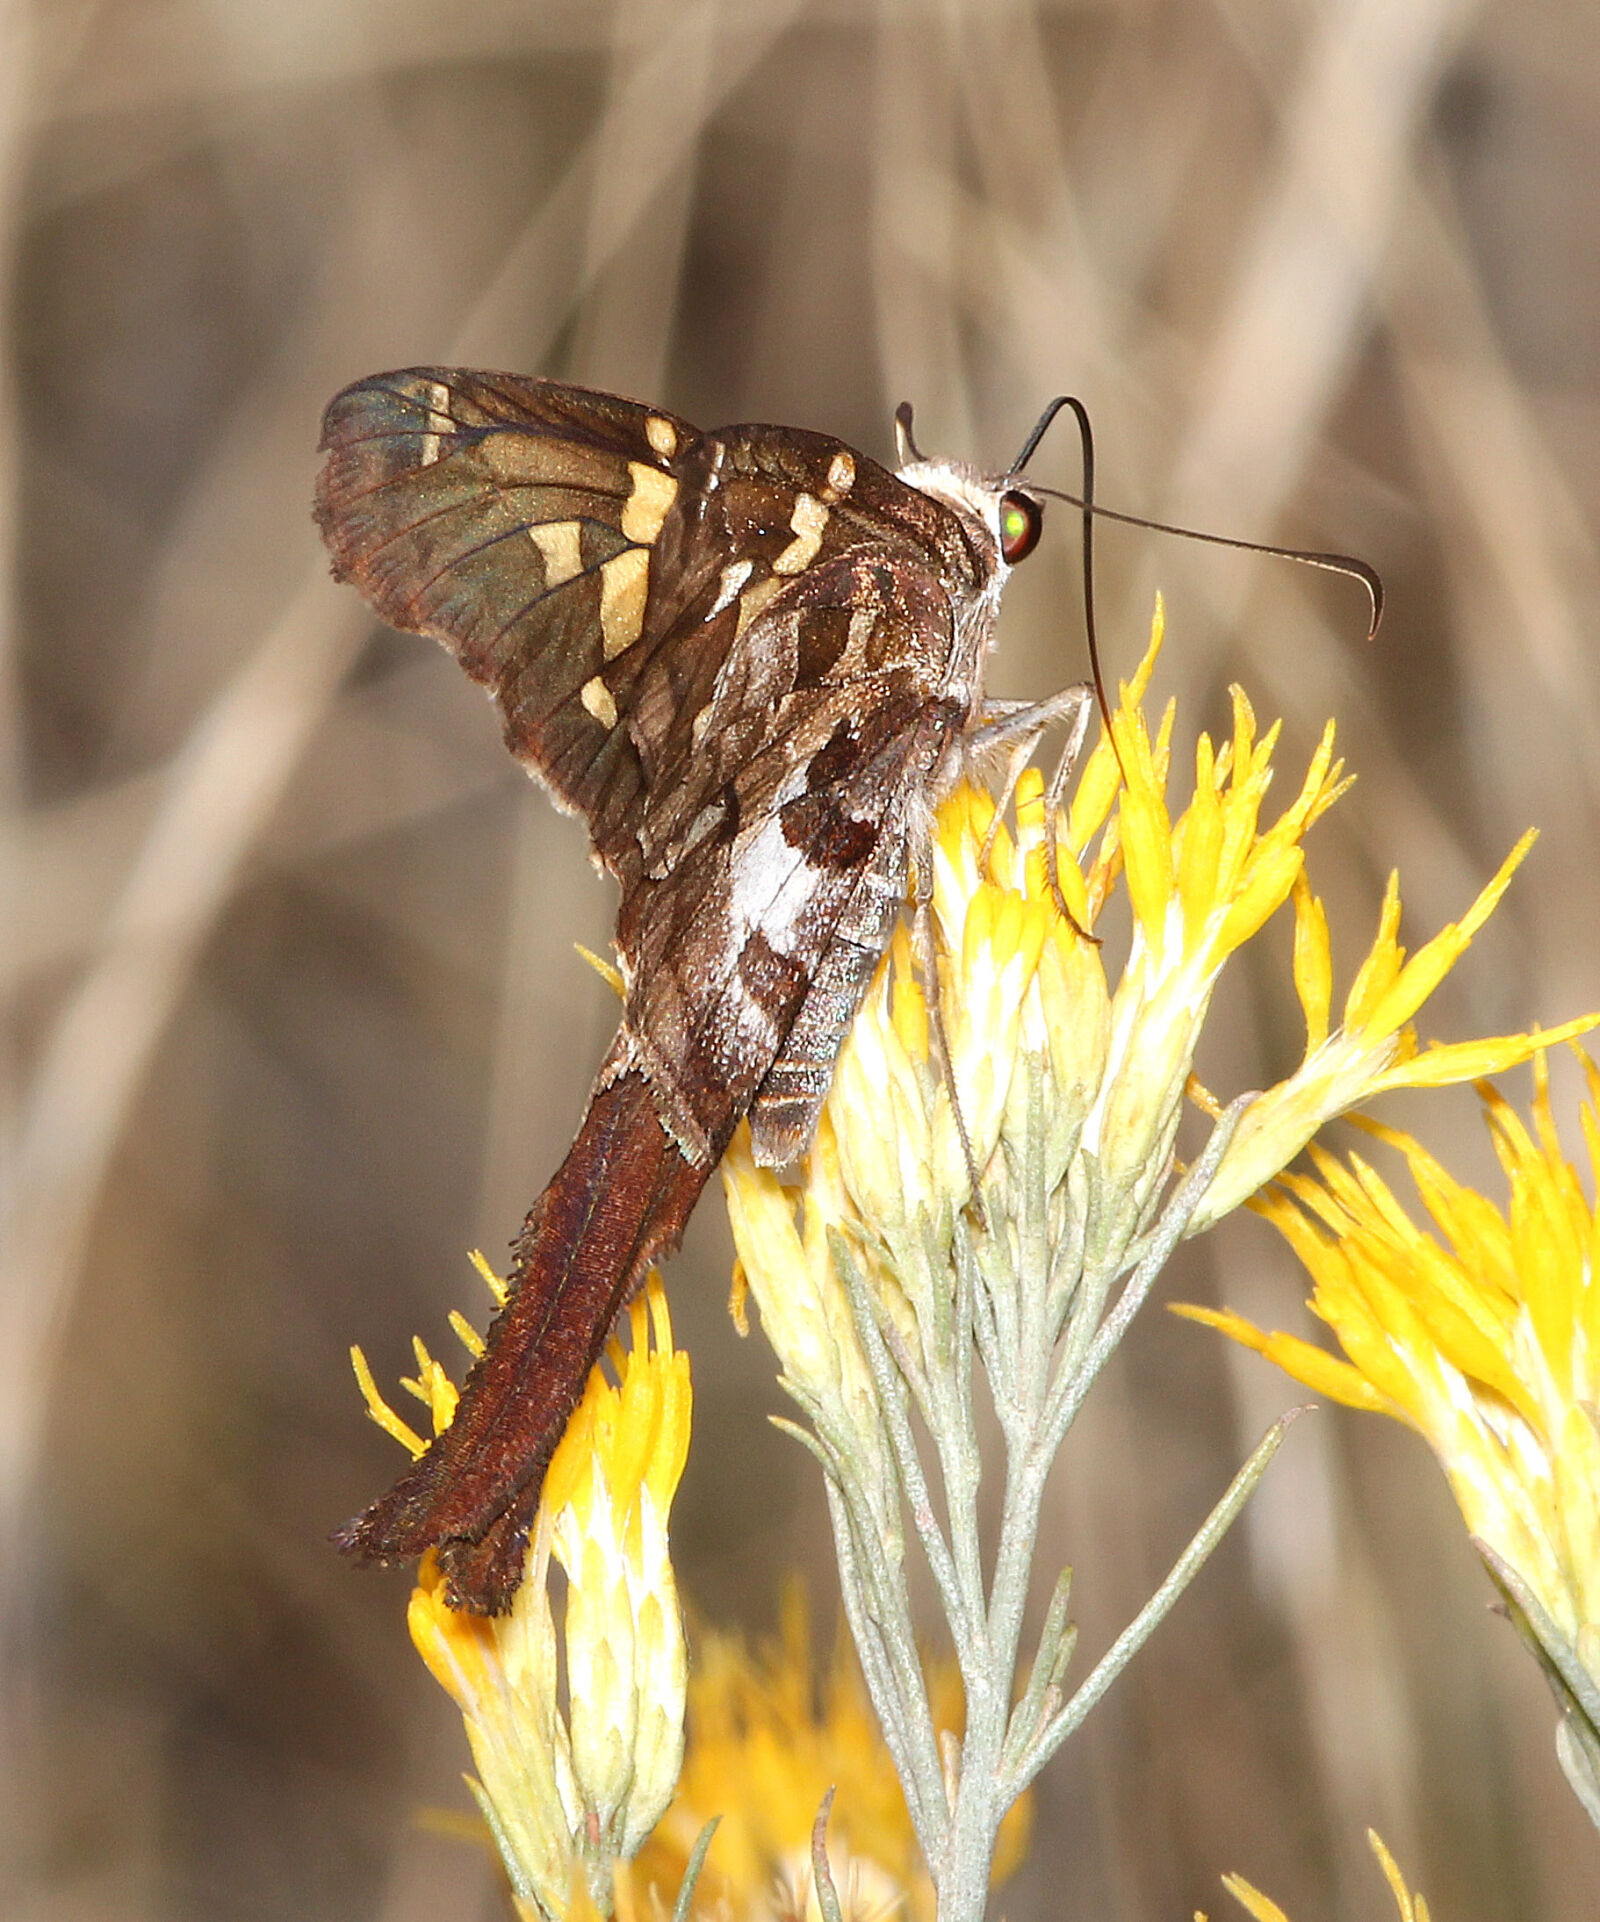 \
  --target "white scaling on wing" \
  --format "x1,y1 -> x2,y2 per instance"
727,973 -> 782,1068
677,800 -> 727,857
707,558 -> 754,619
771,492 -> 829,575
645,415 -> 678,459
846,602 -> 882,653
690,562 -> 759,751
728,777 -> 814,958
417,380 -> 453,468
825,449 -> 856,497
835,857 -> 906,951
